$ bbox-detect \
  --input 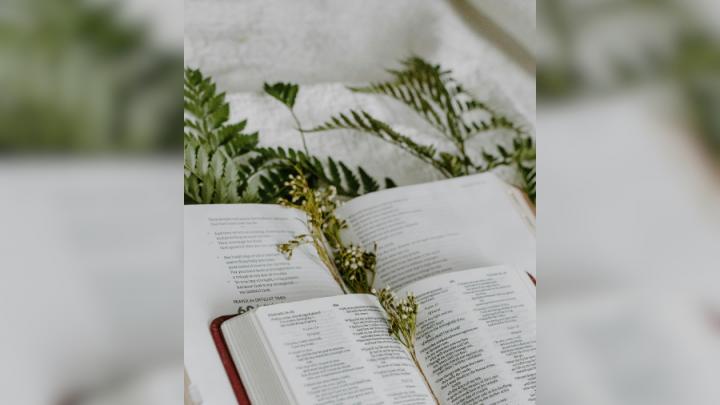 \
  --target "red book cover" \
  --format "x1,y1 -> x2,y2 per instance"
210,316 -> 251,405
